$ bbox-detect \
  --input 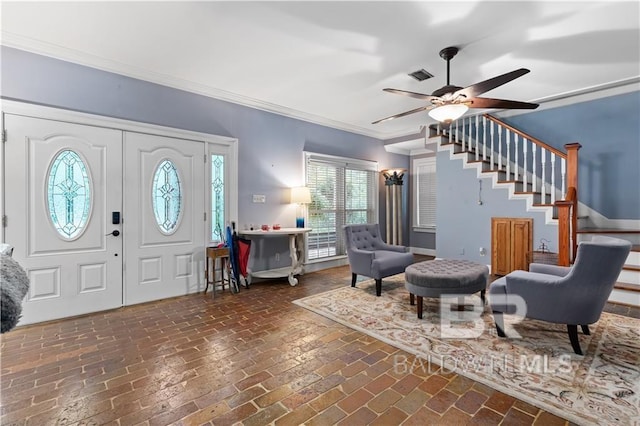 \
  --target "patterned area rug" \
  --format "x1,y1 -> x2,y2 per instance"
293,275 -> 640,425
